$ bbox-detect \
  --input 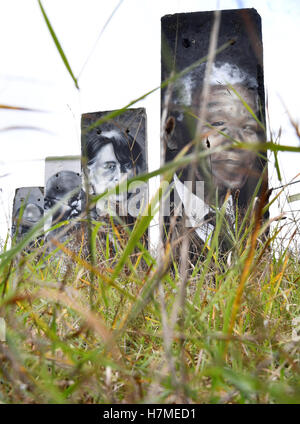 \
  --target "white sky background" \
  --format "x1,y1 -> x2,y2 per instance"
0,0 -> 300,250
